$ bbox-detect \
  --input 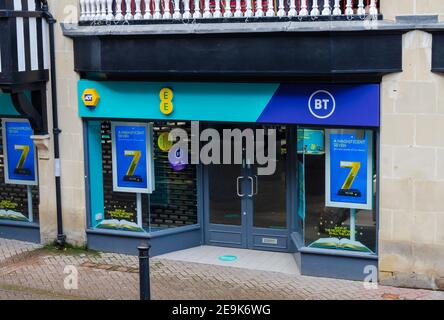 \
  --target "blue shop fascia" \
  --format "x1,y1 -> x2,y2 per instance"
78,80 -> 380,281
